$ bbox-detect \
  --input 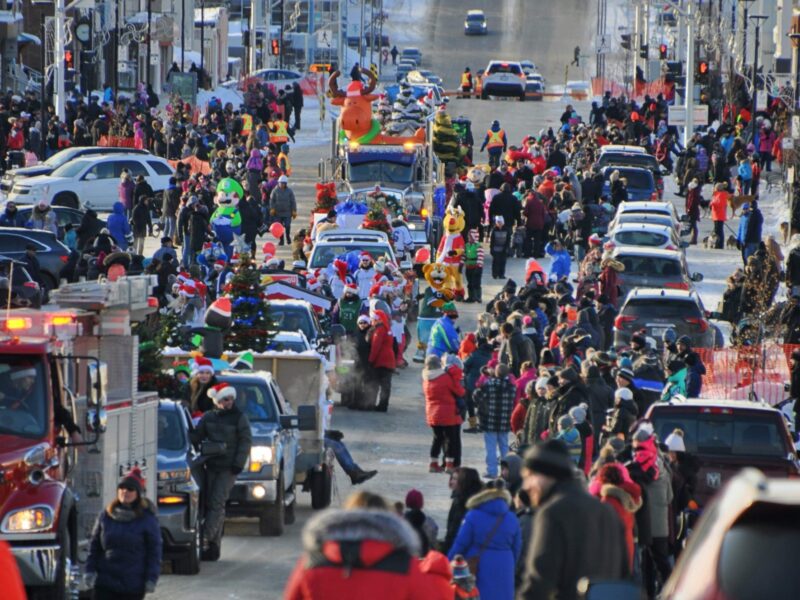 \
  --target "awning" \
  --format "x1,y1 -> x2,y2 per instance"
18,32 -> 41,46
